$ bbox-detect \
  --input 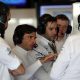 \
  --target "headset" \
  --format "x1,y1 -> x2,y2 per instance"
0,15 -> 7,24
0,14 -> 8,38
13,32 -> 22,45
66,24 -> 72,34
37,14 -> 56,35
56,14 -> 72,35
78,14 -> 80,30
13,24 -> 37,45
0,2 -> 10,38
56,24 -> 72,38
0,1 -> 10,23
